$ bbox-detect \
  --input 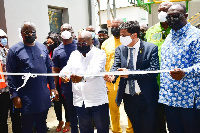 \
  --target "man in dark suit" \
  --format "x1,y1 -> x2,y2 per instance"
104,21 -> 159,133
